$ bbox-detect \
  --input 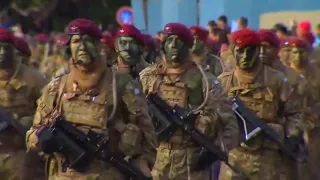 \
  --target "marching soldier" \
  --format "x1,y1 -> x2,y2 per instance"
190,25 -> 223,76
114,25 -> 149,79
140,22 -> 239,180
218,29 -> 303,180
0,27 -> 48,180
26,18 -> 157,180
